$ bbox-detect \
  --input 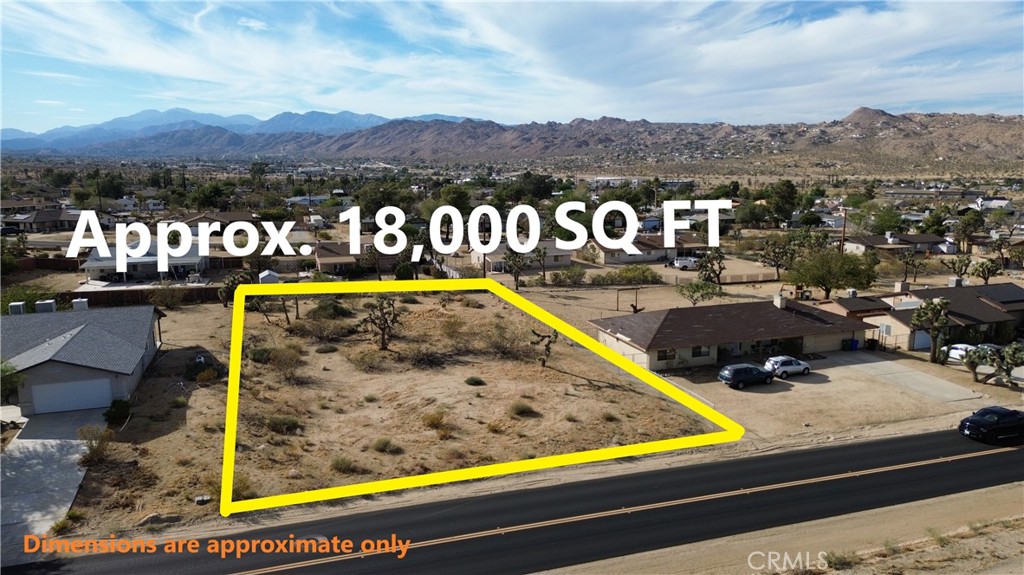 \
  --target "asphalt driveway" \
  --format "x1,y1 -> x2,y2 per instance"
0,408 -> 106,567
